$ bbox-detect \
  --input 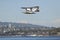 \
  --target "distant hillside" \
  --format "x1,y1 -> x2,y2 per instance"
0,22 -> 60,36
0,22 -> 55,30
